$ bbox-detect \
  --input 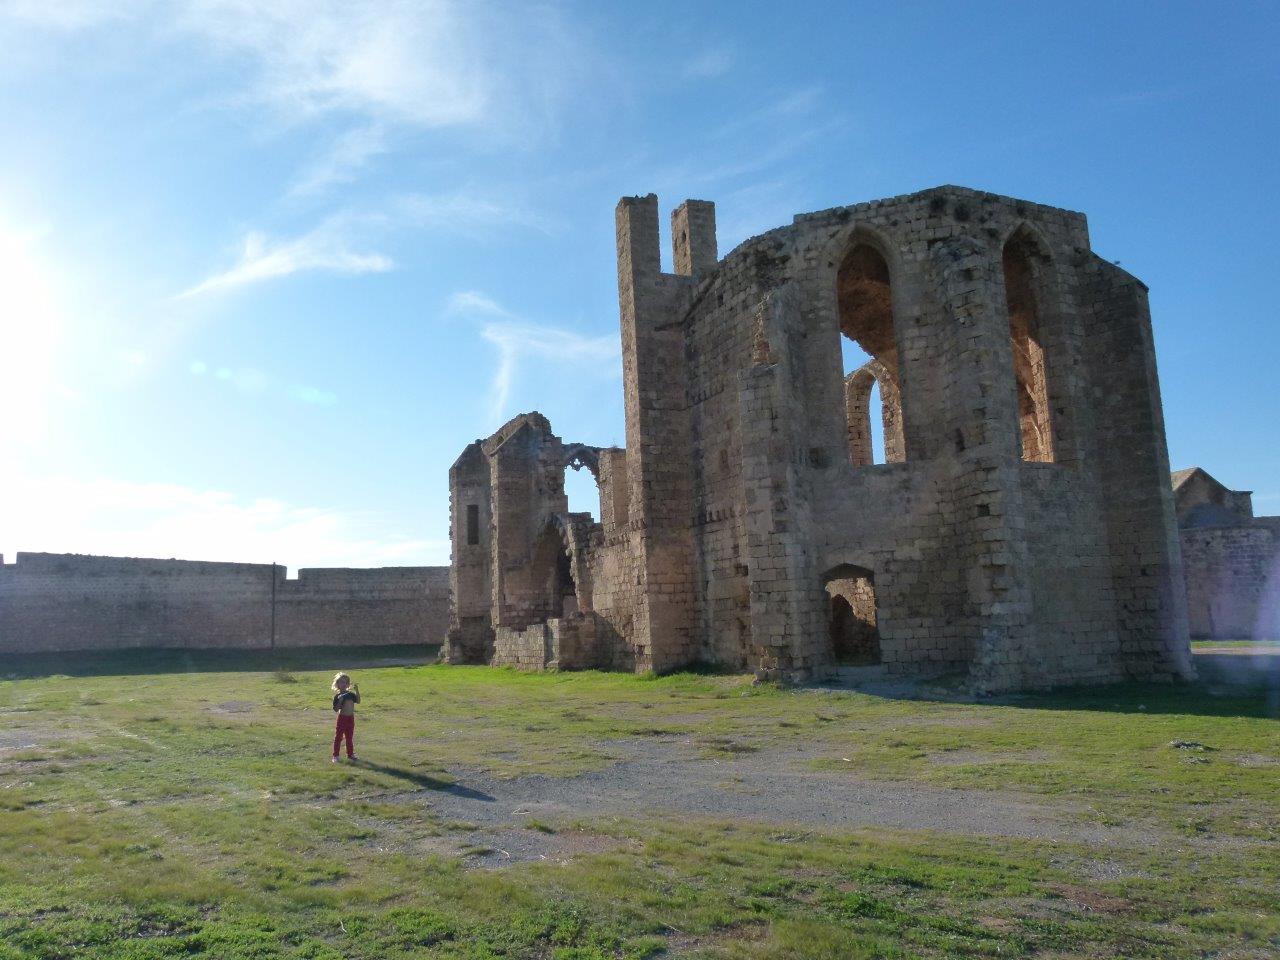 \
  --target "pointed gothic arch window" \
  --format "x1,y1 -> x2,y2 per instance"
837,243 -> 905,466
1002,230 -> 1055,462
